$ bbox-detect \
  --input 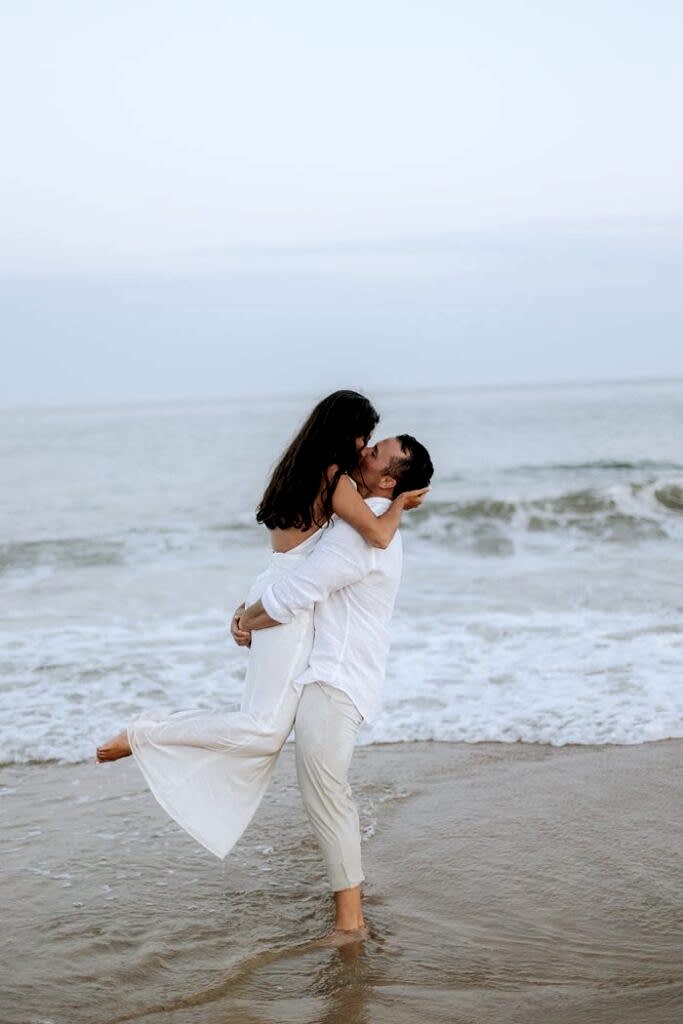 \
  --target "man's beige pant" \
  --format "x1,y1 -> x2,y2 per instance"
295,681 -> 364,892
